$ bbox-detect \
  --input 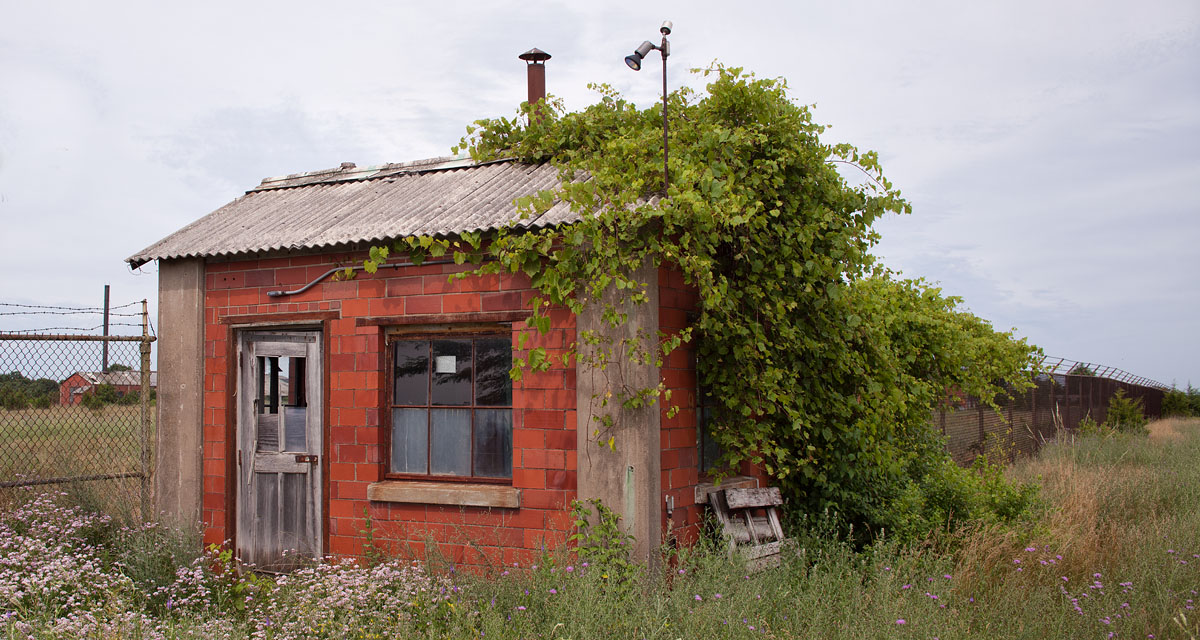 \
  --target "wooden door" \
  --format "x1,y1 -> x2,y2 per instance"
236,330 -> 322,571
